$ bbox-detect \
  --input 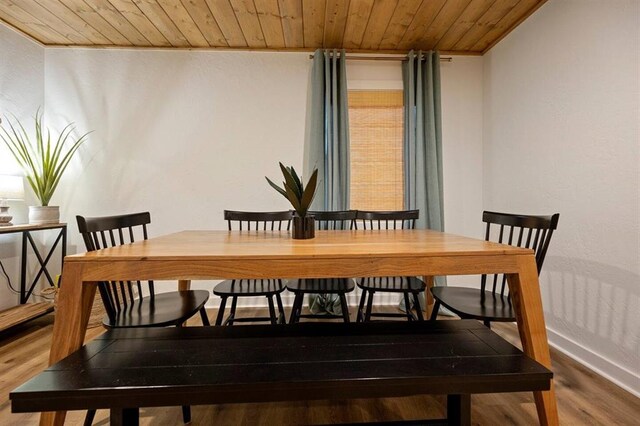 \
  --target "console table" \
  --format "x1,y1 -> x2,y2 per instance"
0,223 -> 66,332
